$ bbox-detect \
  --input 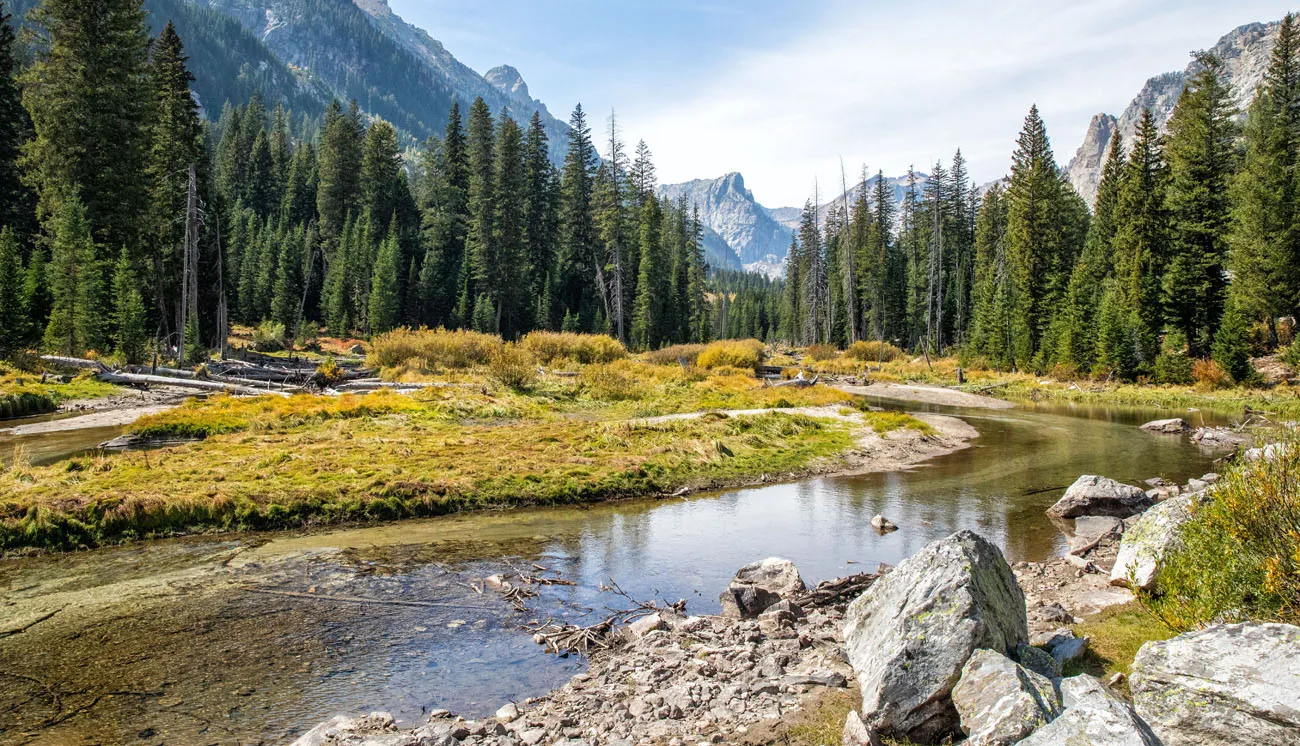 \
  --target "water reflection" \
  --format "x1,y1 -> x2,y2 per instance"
0,399 -> 1231,745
